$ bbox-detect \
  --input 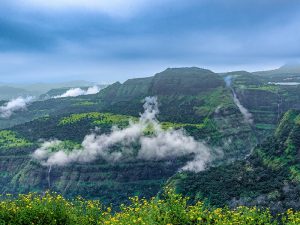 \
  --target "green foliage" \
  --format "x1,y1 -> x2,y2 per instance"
47,140 -> 82,153
160,122 -> 205,130
256,148 -> 286,170
0,130 -> 32,150
295,114 -> 300,125
0,191 -> 300,224
275,110 -> 298,138
170,110 -> 300,214
0,192 -> 105,225
289,165 -> 300,183
195,87 -> 234,117
59,112 -> 136,127
255,110 -> 300,171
